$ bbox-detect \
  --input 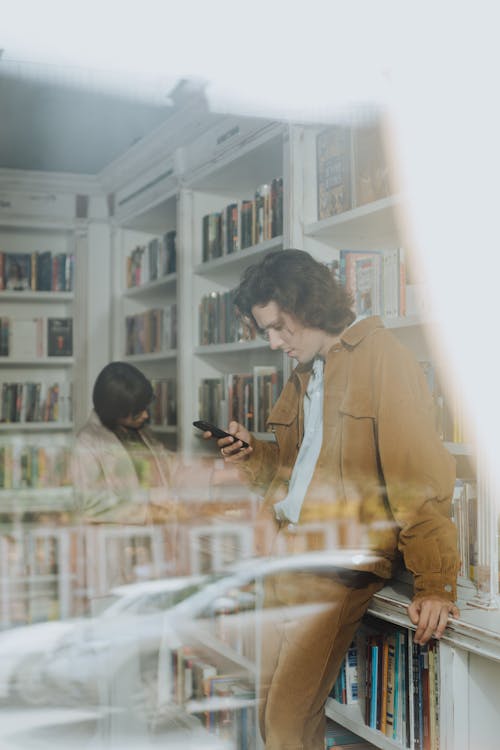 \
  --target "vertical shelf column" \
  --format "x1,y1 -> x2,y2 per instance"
177,188 -> 195,456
